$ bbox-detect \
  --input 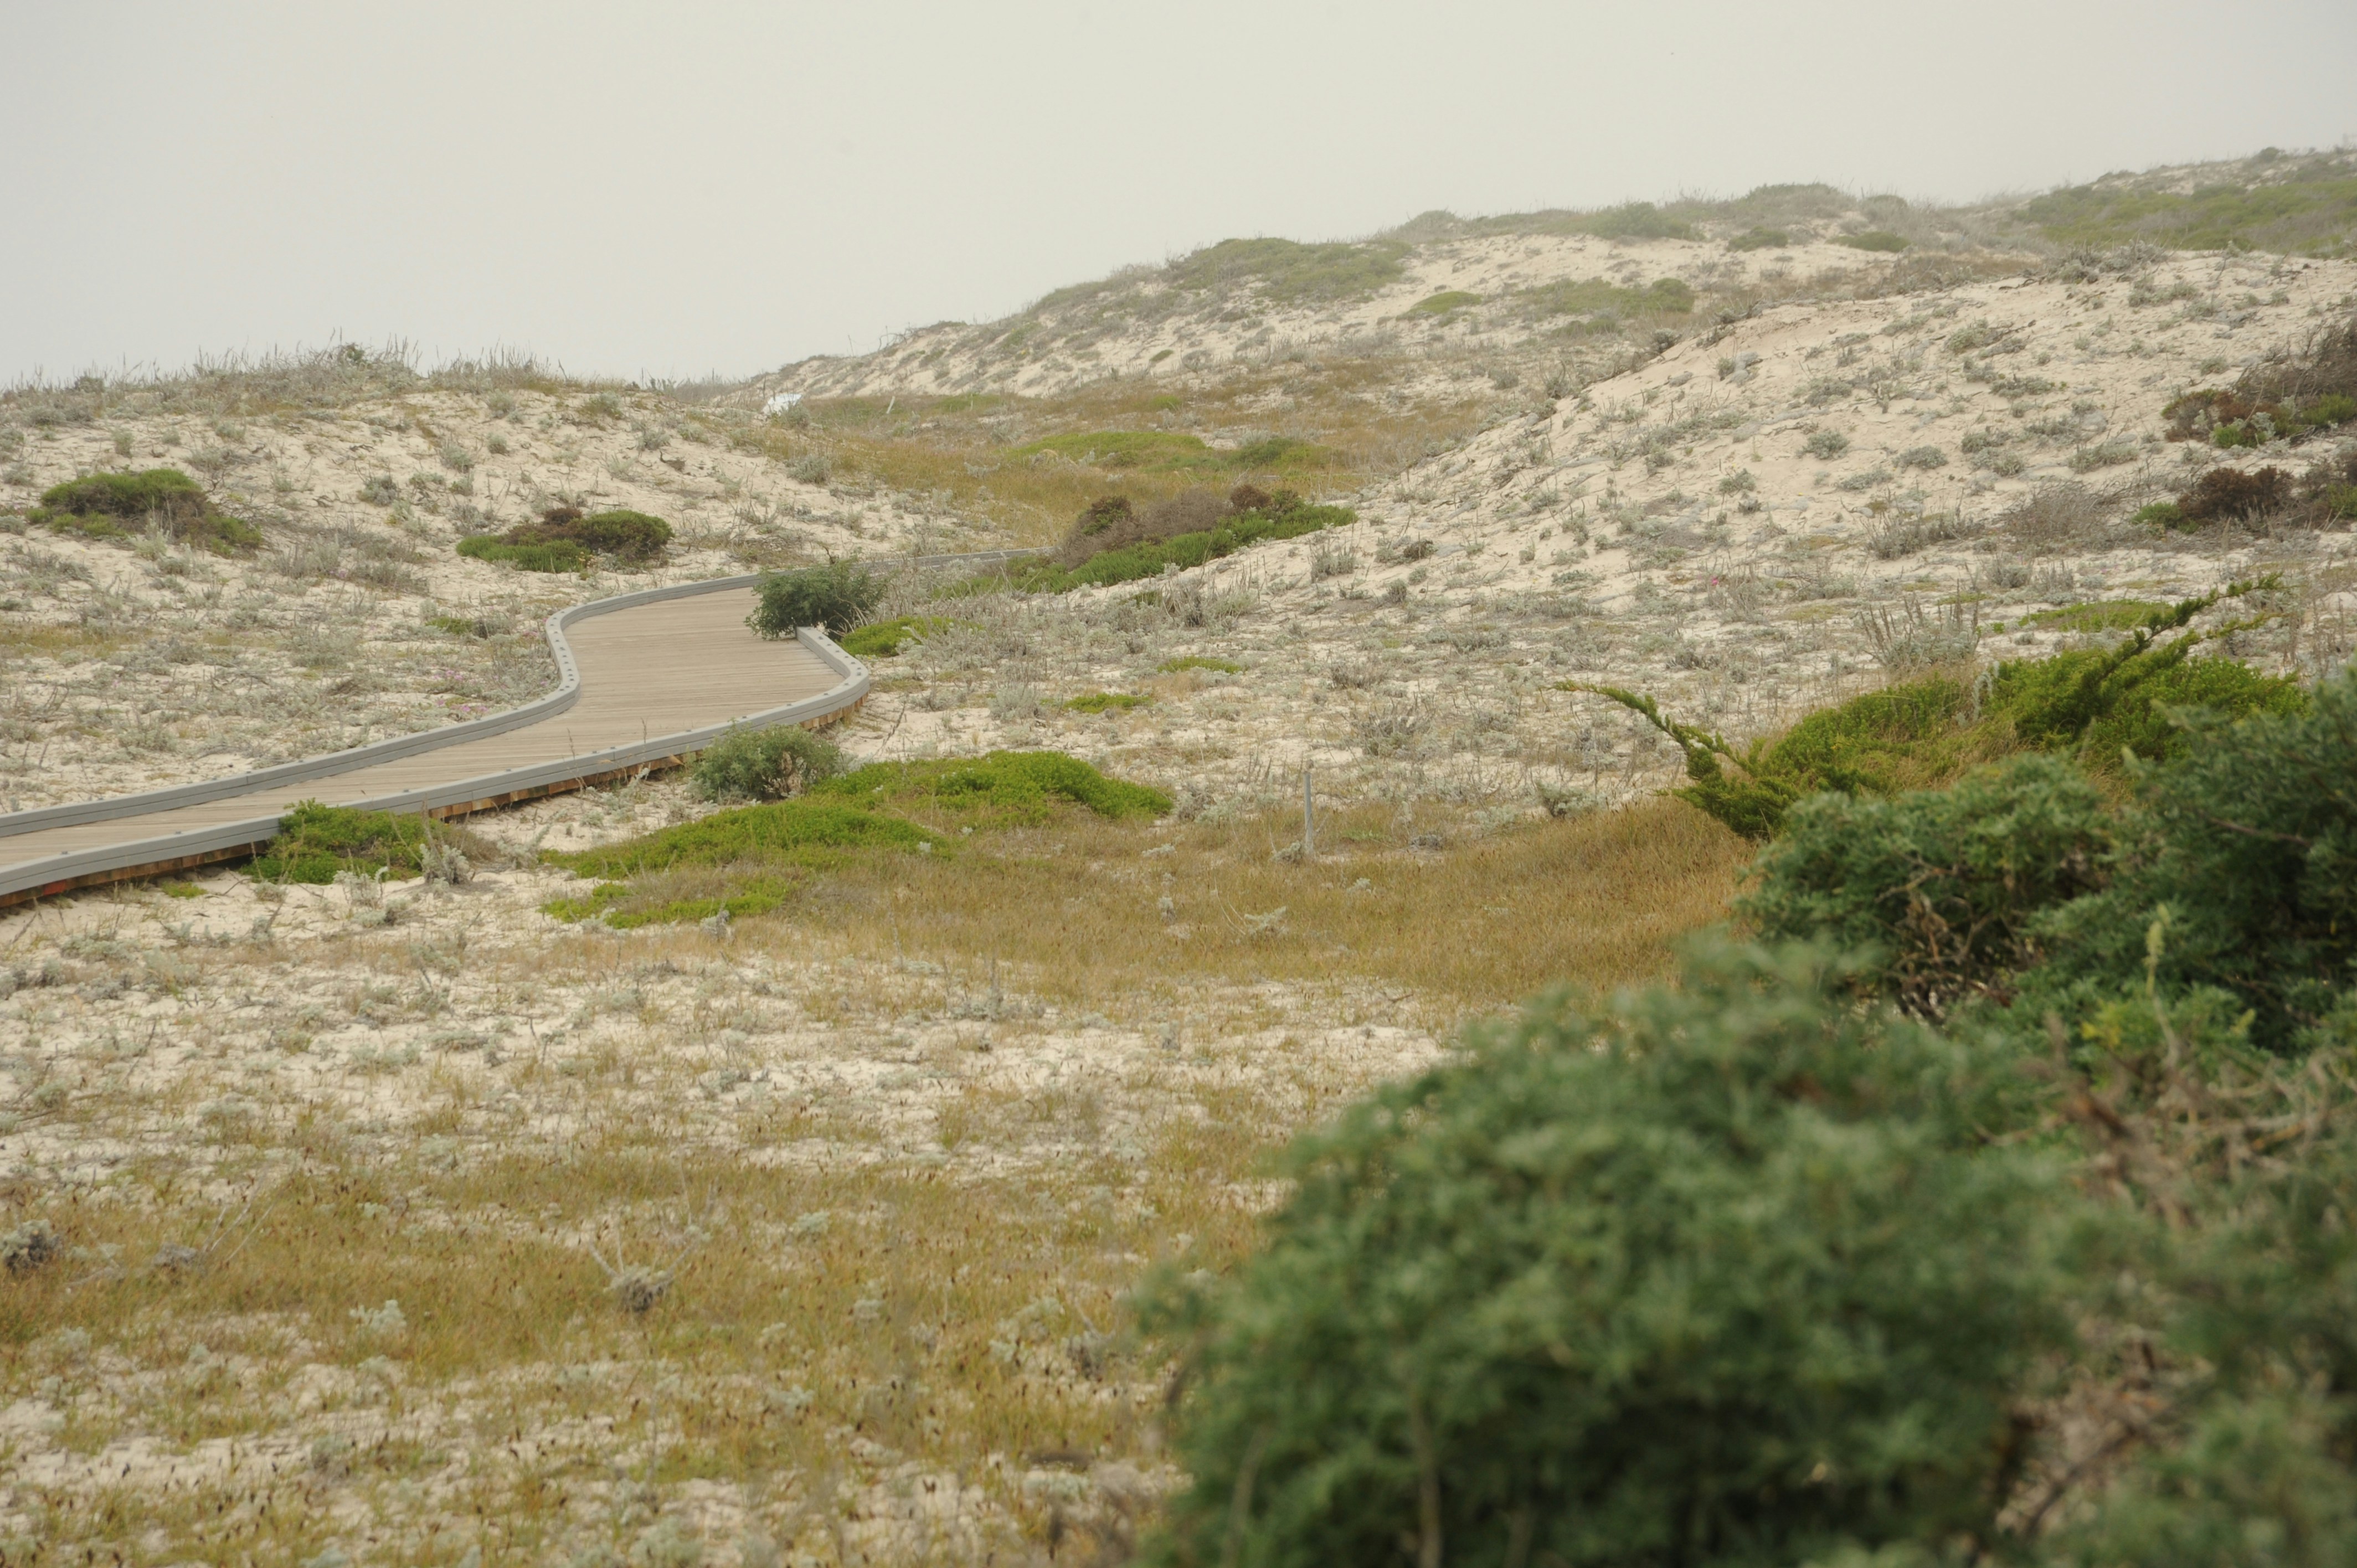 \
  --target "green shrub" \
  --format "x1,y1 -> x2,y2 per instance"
1064,691 -> 1148,713
2030,667 -> 2357,1048
1739,755 -> 2113,1017
1727,226 -> 1789,251
2027,599 -> 2173,633
747,560 -> 883,637
457,505 -> 670,571
1008,502 -> 1351,594
1142,942 -> 2071,1568
837,616 -> 955,658
1159,656 -> 1243,674
543,798 -> 929,926
456,535 -> 586,573
1407,290 -> 1480,314
1802,429 -> 1851,459
1836,230 -> 1910,252
689,725 -> 845,802
552,797 -> 921,881
815,750 -> 1170,825
2133,499 -> 2187,529
1572,678 -> 1994,841
34,468 -> 261,553
569,509 -> 671,561
248,801 -> 430,884
1581,581 -> 2298,839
